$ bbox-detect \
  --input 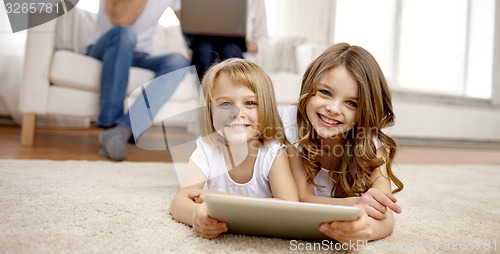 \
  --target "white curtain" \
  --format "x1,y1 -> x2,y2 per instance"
0,5 -> 26,124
